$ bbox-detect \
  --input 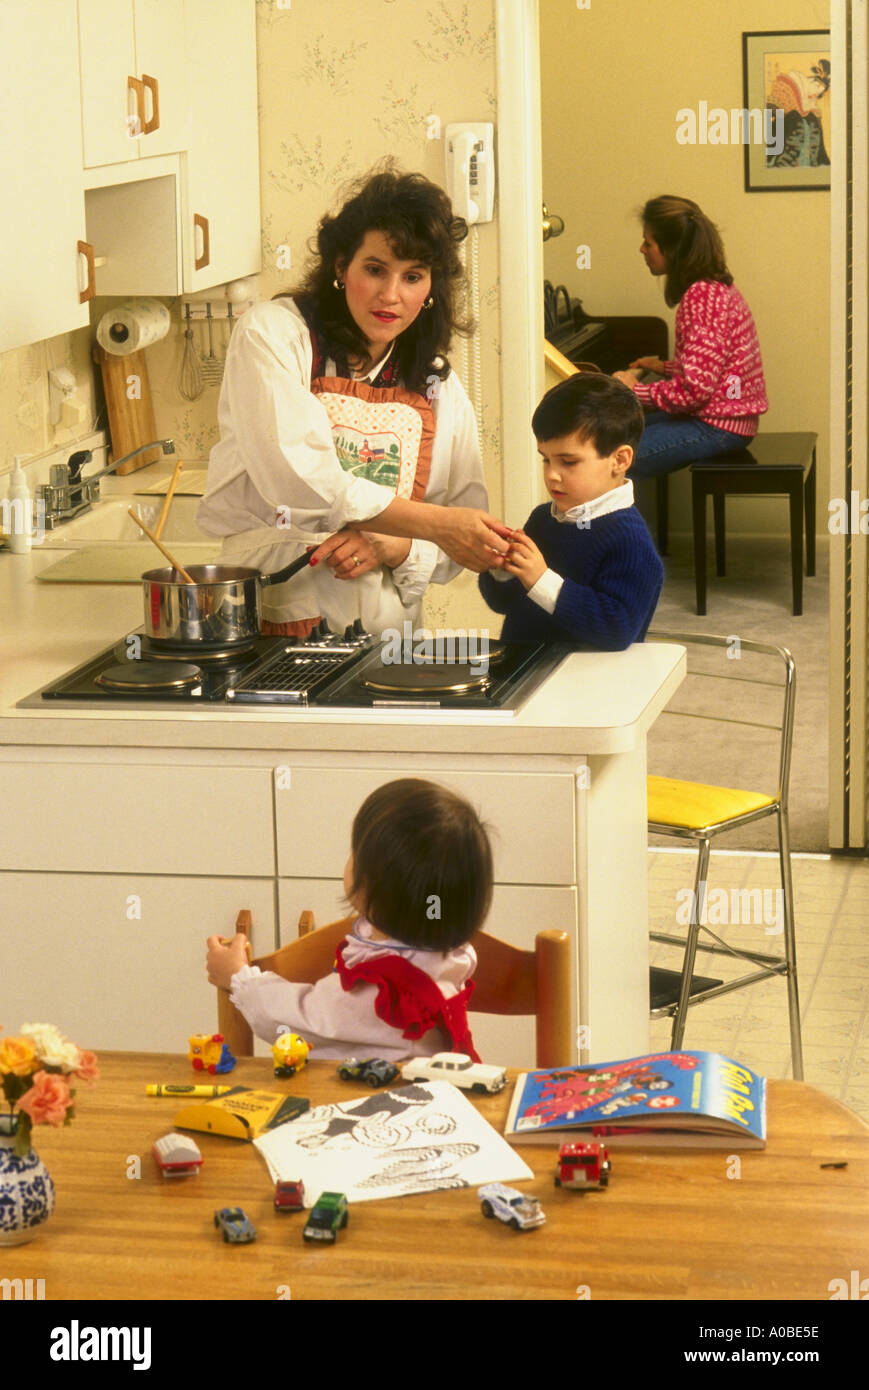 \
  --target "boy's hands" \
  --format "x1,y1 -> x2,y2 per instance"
206,933 -> 250,990
503,530 -> 547,590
